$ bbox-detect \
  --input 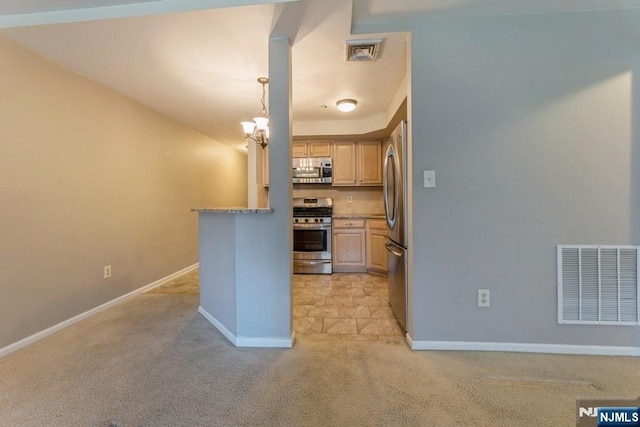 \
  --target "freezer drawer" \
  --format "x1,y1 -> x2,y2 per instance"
386,240 -> 407,332
293,259 -> 332,275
